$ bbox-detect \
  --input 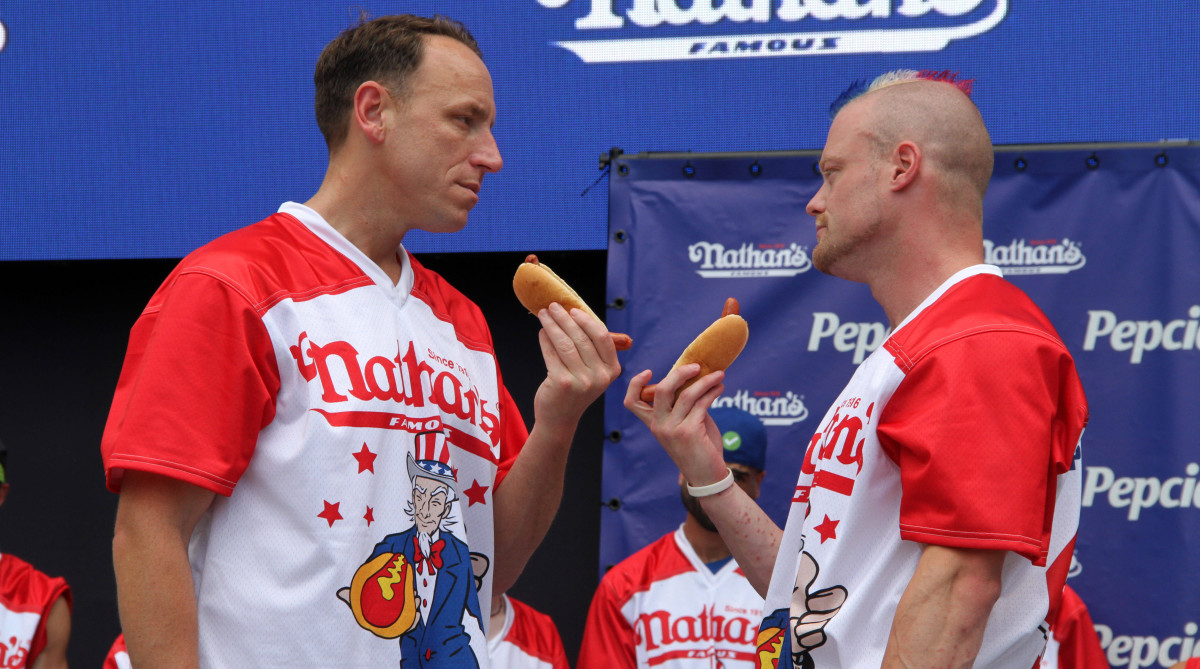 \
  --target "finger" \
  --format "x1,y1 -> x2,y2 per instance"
566,306 -> 618,368
651,363 -> 701,421
538,304 -> 590,369
536,327 -> 568,378
623,369 -> 654,413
